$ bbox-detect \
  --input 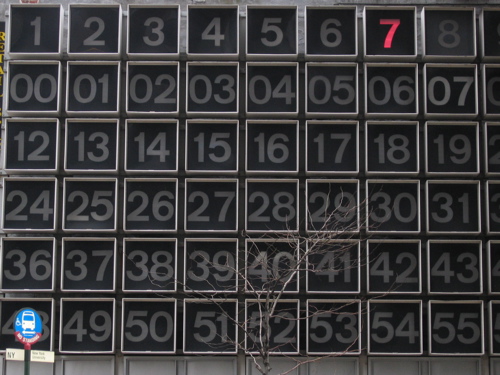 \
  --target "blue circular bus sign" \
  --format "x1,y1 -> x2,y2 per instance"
14,308 -> 43,345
